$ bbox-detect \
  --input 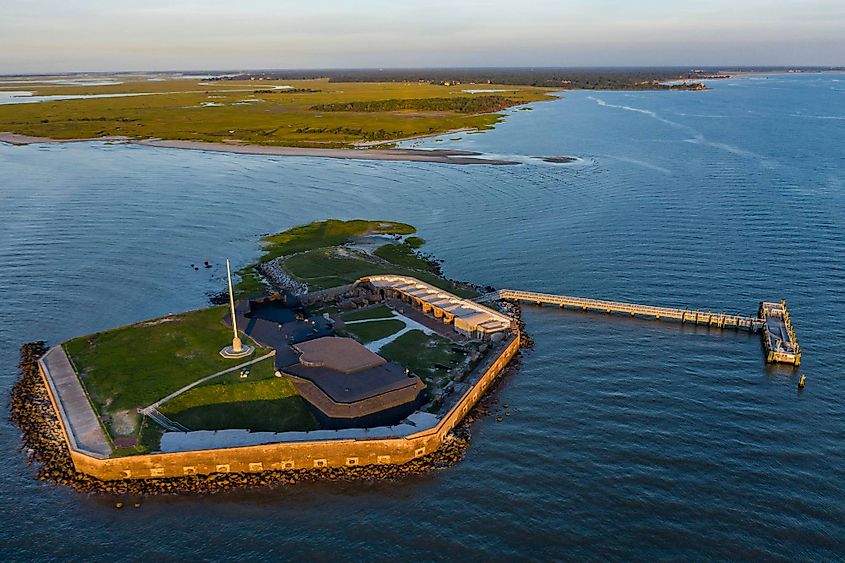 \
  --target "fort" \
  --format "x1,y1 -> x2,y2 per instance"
37,273 -> 519,481
19,219 -> 802,489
